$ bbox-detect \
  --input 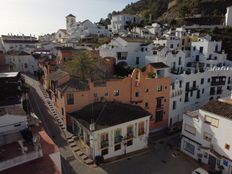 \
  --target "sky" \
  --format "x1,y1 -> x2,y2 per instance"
0,0 -> 137,36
